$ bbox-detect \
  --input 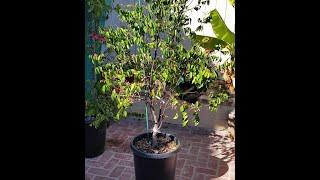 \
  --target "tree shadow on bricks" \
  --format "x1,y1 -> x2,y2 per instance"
207,156 -> 229,178
205,133 -> 235,178
167,123 -> 234,178
196,133 -> 233,178
105,136 -> 133,153
209,134 -> 235,163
